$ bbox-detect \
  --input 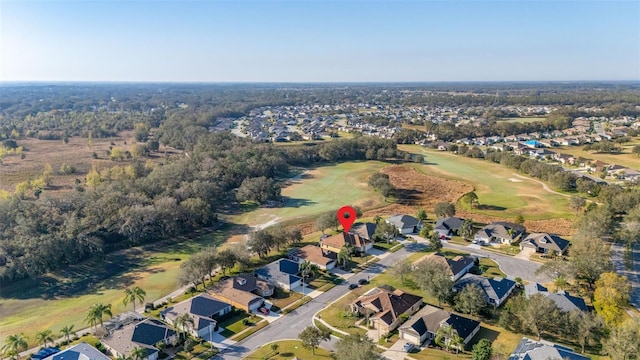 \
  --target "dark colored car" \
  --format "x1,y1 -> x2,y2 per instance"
348,283 -> 358,290
358,278 -> 369,285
